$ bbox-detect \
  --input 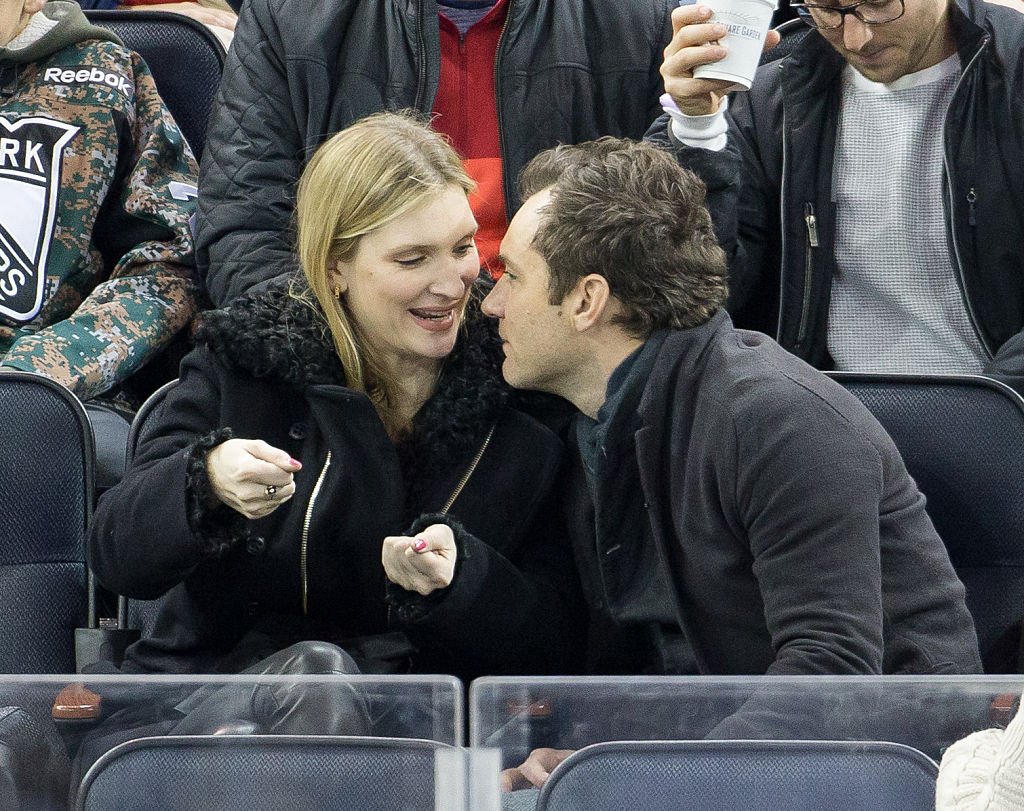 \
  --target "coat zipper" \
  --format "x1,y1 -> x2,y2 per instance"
775,62 -> 790,344
413,0 -> 429,110
386,424 -> 495,628
797,201 -> 819,347
301,424 -> 494,616
439,425 -> 495,515
300,449 -> 332,615
942,34 -> 992,359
